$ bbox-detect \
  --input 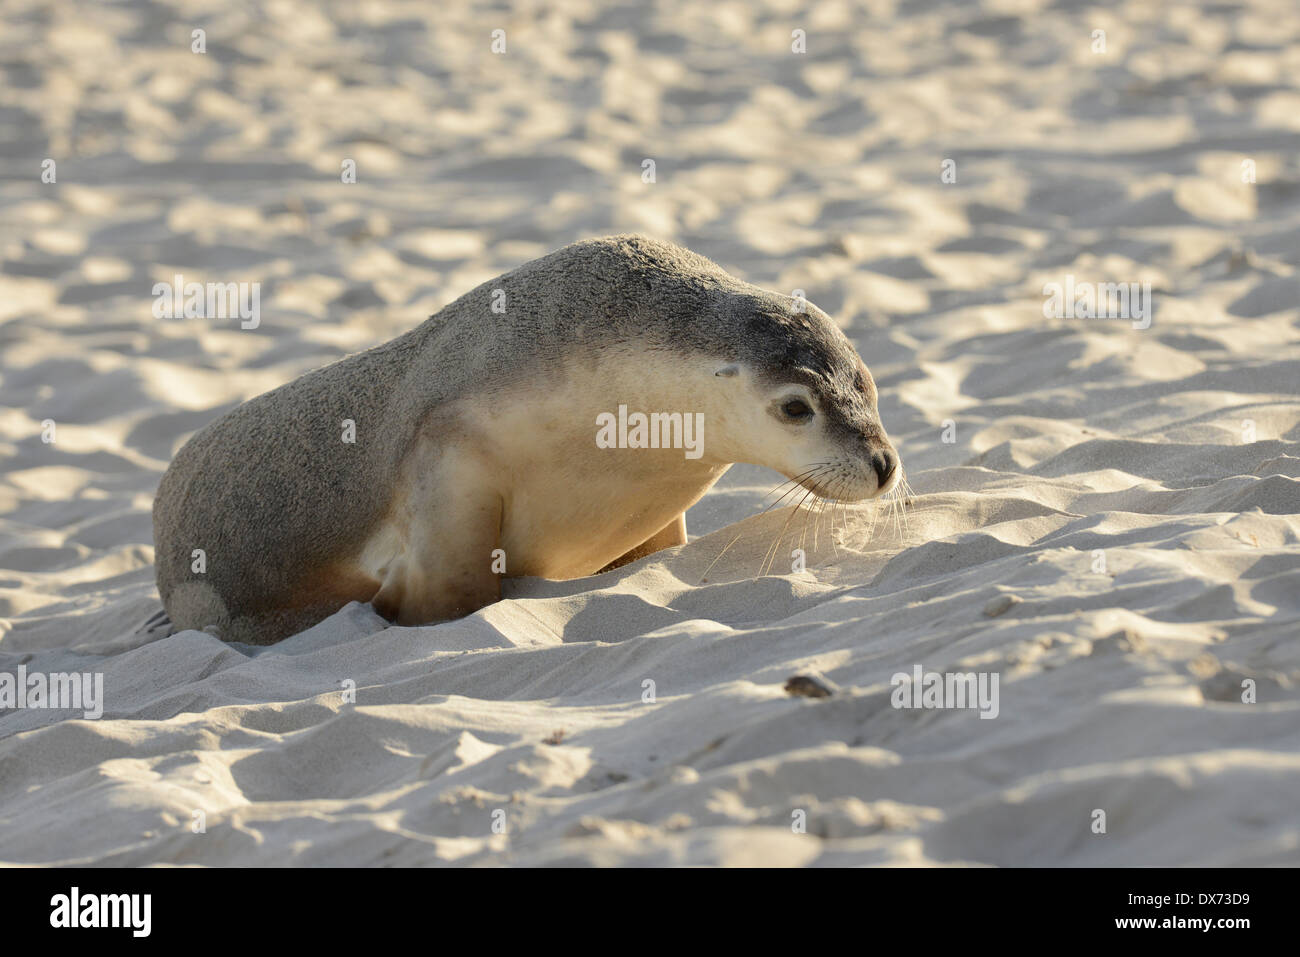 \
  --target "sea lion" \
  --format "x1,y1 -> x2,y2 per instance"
152,235 -> 900,644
